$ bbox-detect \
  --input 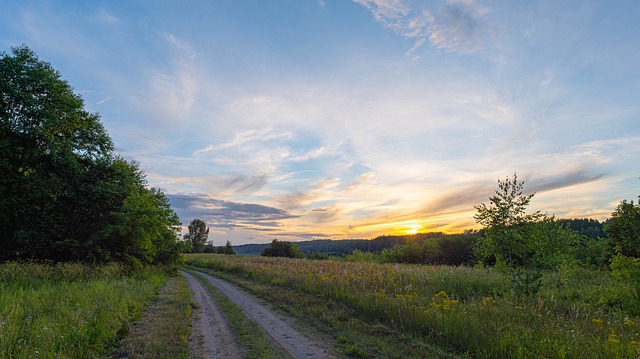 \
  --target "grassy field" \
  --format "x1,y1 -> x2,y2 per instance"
0,262 -> 173,359
185,253 -> 640,359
